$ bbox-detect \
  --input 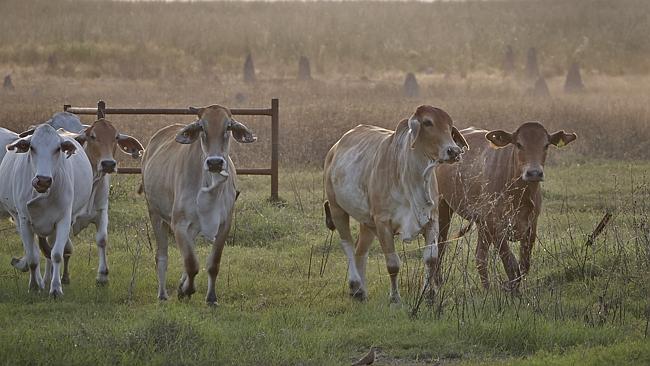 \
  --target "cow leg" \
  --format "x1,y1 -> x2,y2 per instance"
375,222 -> 401,304
519,225 -> 537,277
476,227 -> 491,290
353,224 -> 375,299
173,221 -> 199,300
42,236 -> 53,286
95,209 -> 110,284
422,214 -> 440,302
328,201 -> 364,300
61,239 -> 73,285
49,214 -> 73,297
151,213 -> 170,300
497,239 -> 521,291
206,220 -> 231,306
18,219 -> 44,291
433,199 -> 454,288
